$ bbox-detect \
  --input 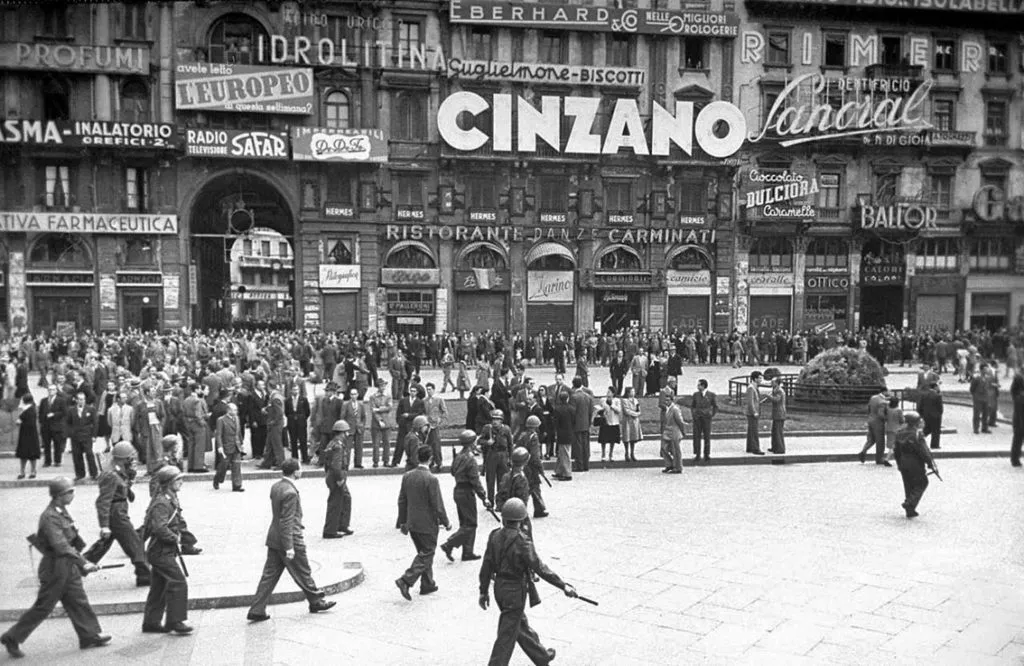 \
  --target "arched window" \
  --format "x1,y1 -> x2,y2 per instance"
385,243 -> 436,269
120,78 -> 150,122
41,75 -> 70,120
324,90 -> 350,129
528,255 -> 574,271
29,234 -> 91,267
208,13 -> 267,64
749,237 -> 792,271
461,245 -> 507,270
806,238 -> 848,270
597,246 -> 642,271
668,246 -> 711,271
